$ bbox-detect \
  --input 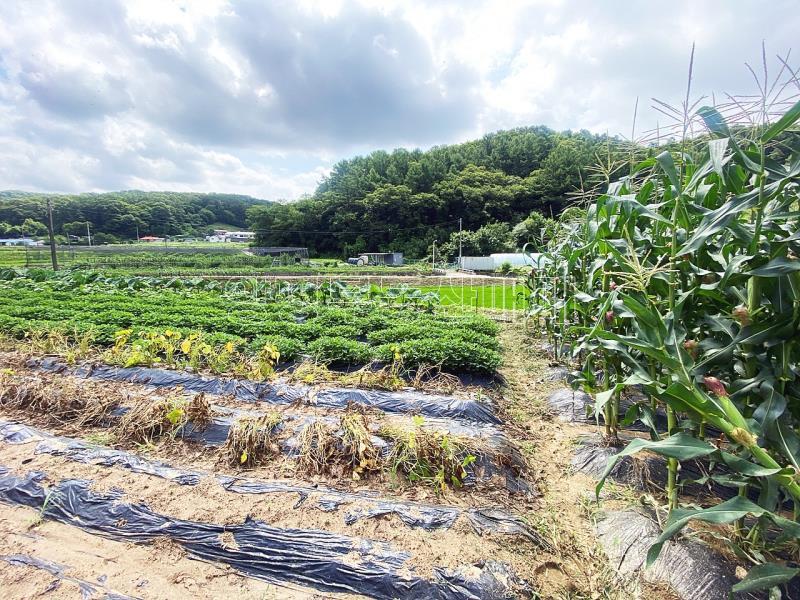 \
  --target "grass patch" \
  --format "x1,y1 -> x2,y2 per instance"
417,285 -> 529,310
84,431 -> 116,446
